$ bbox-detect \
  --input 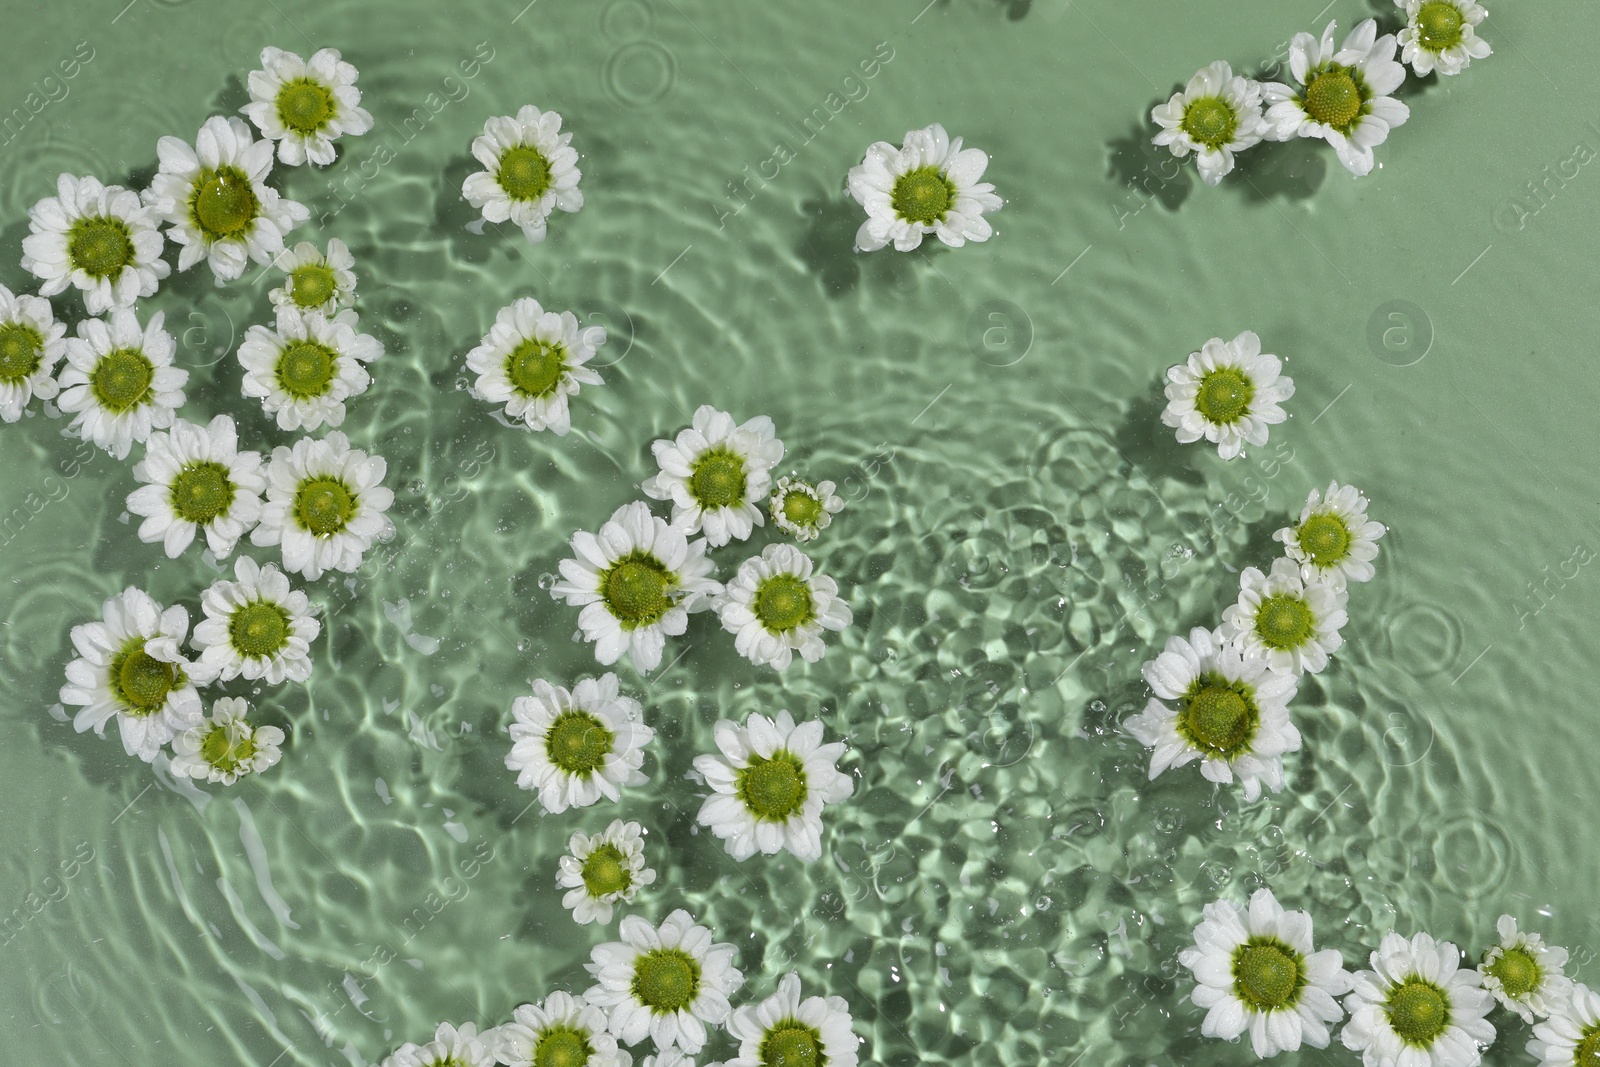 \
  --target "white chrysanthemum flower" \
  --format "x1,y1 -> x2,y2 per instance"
506,674 -> 653,815
769,477 -> 843,542
1478,915 -> 1572,1023
551,501 -> 721,674
714,545 -> 852,671
238,306 -> 383,432
1342,931 -> 1496,1067
1178,888 -> 1352,1058
1529,983 -> 1600,1067
381,1022 -> 495,1067
1150,61 -> 1267,187
1395,0 -> 1491,76
725,972 -> 859,1067
191,555 -> 320,684
1219,557 -> 1348,676
0,283 -> 66,423
251,431 -> 394,580
465,297 -> 605,435
59,586 -> 213,762
1261,20 -> 1411,177
1274,481 -> 1386,591
126,414 -> 264,559
241,46 -> 374,167
489,992 -> 630,1067
1161,330 -> 1294,461
1124,626 -> 1301,801
846,122 -> 1002,252
145,116 -> 309,281
462,105 -> 583,244
639,1054 -> 692,1067
693,709 -> 853,862
56,308 -> 187,460
642,405 -> 784,547
585,909 -> 745,1054
268,239 -> 358,316
21,173 -> 169,314
169,696 -> 284,785
558,819 -> 656,926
